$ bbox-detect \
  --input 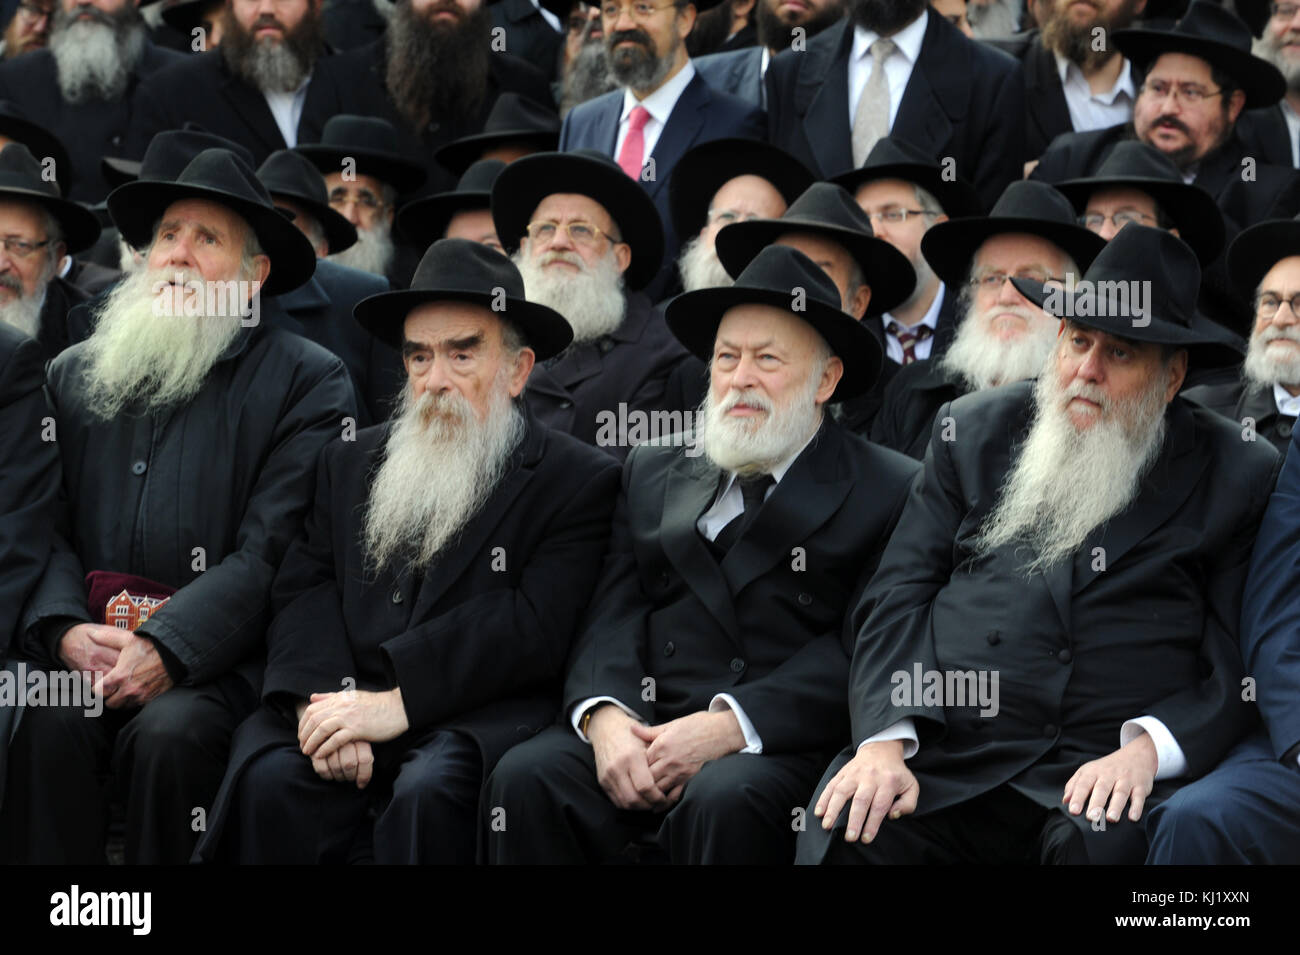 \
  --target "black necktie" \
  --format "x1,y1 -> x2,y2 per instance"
713,473 -> 775,553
